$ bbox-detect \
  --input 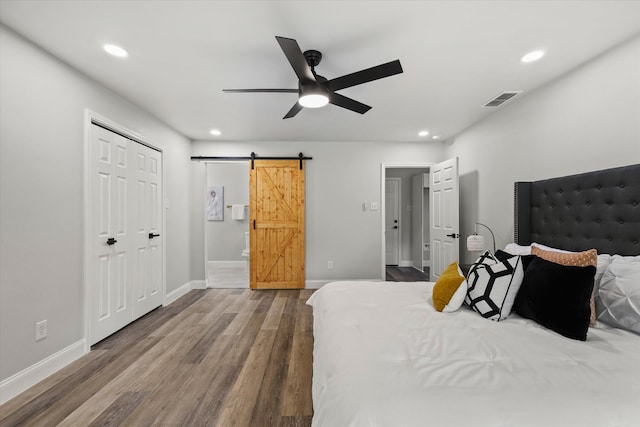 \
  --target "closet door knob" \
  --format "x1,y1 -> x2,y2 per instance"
148,233 -> 160,239
106,237 -> 117,246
